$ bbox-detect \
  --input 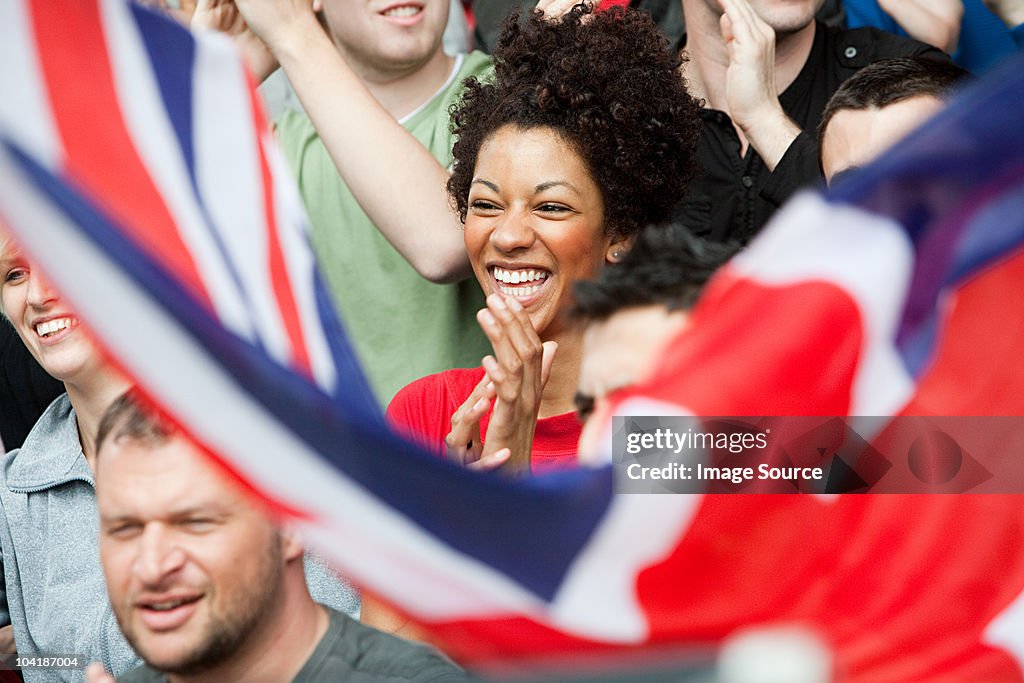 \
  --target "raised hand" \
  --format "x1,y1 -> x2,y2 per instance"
85,664 -> 115,683
0,625 -> 14,655
192,0 -> 279,81
718,0 -> 801,170
474,294 -> 557,475
535,0 -> 598,21
444,372 -> 508,470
